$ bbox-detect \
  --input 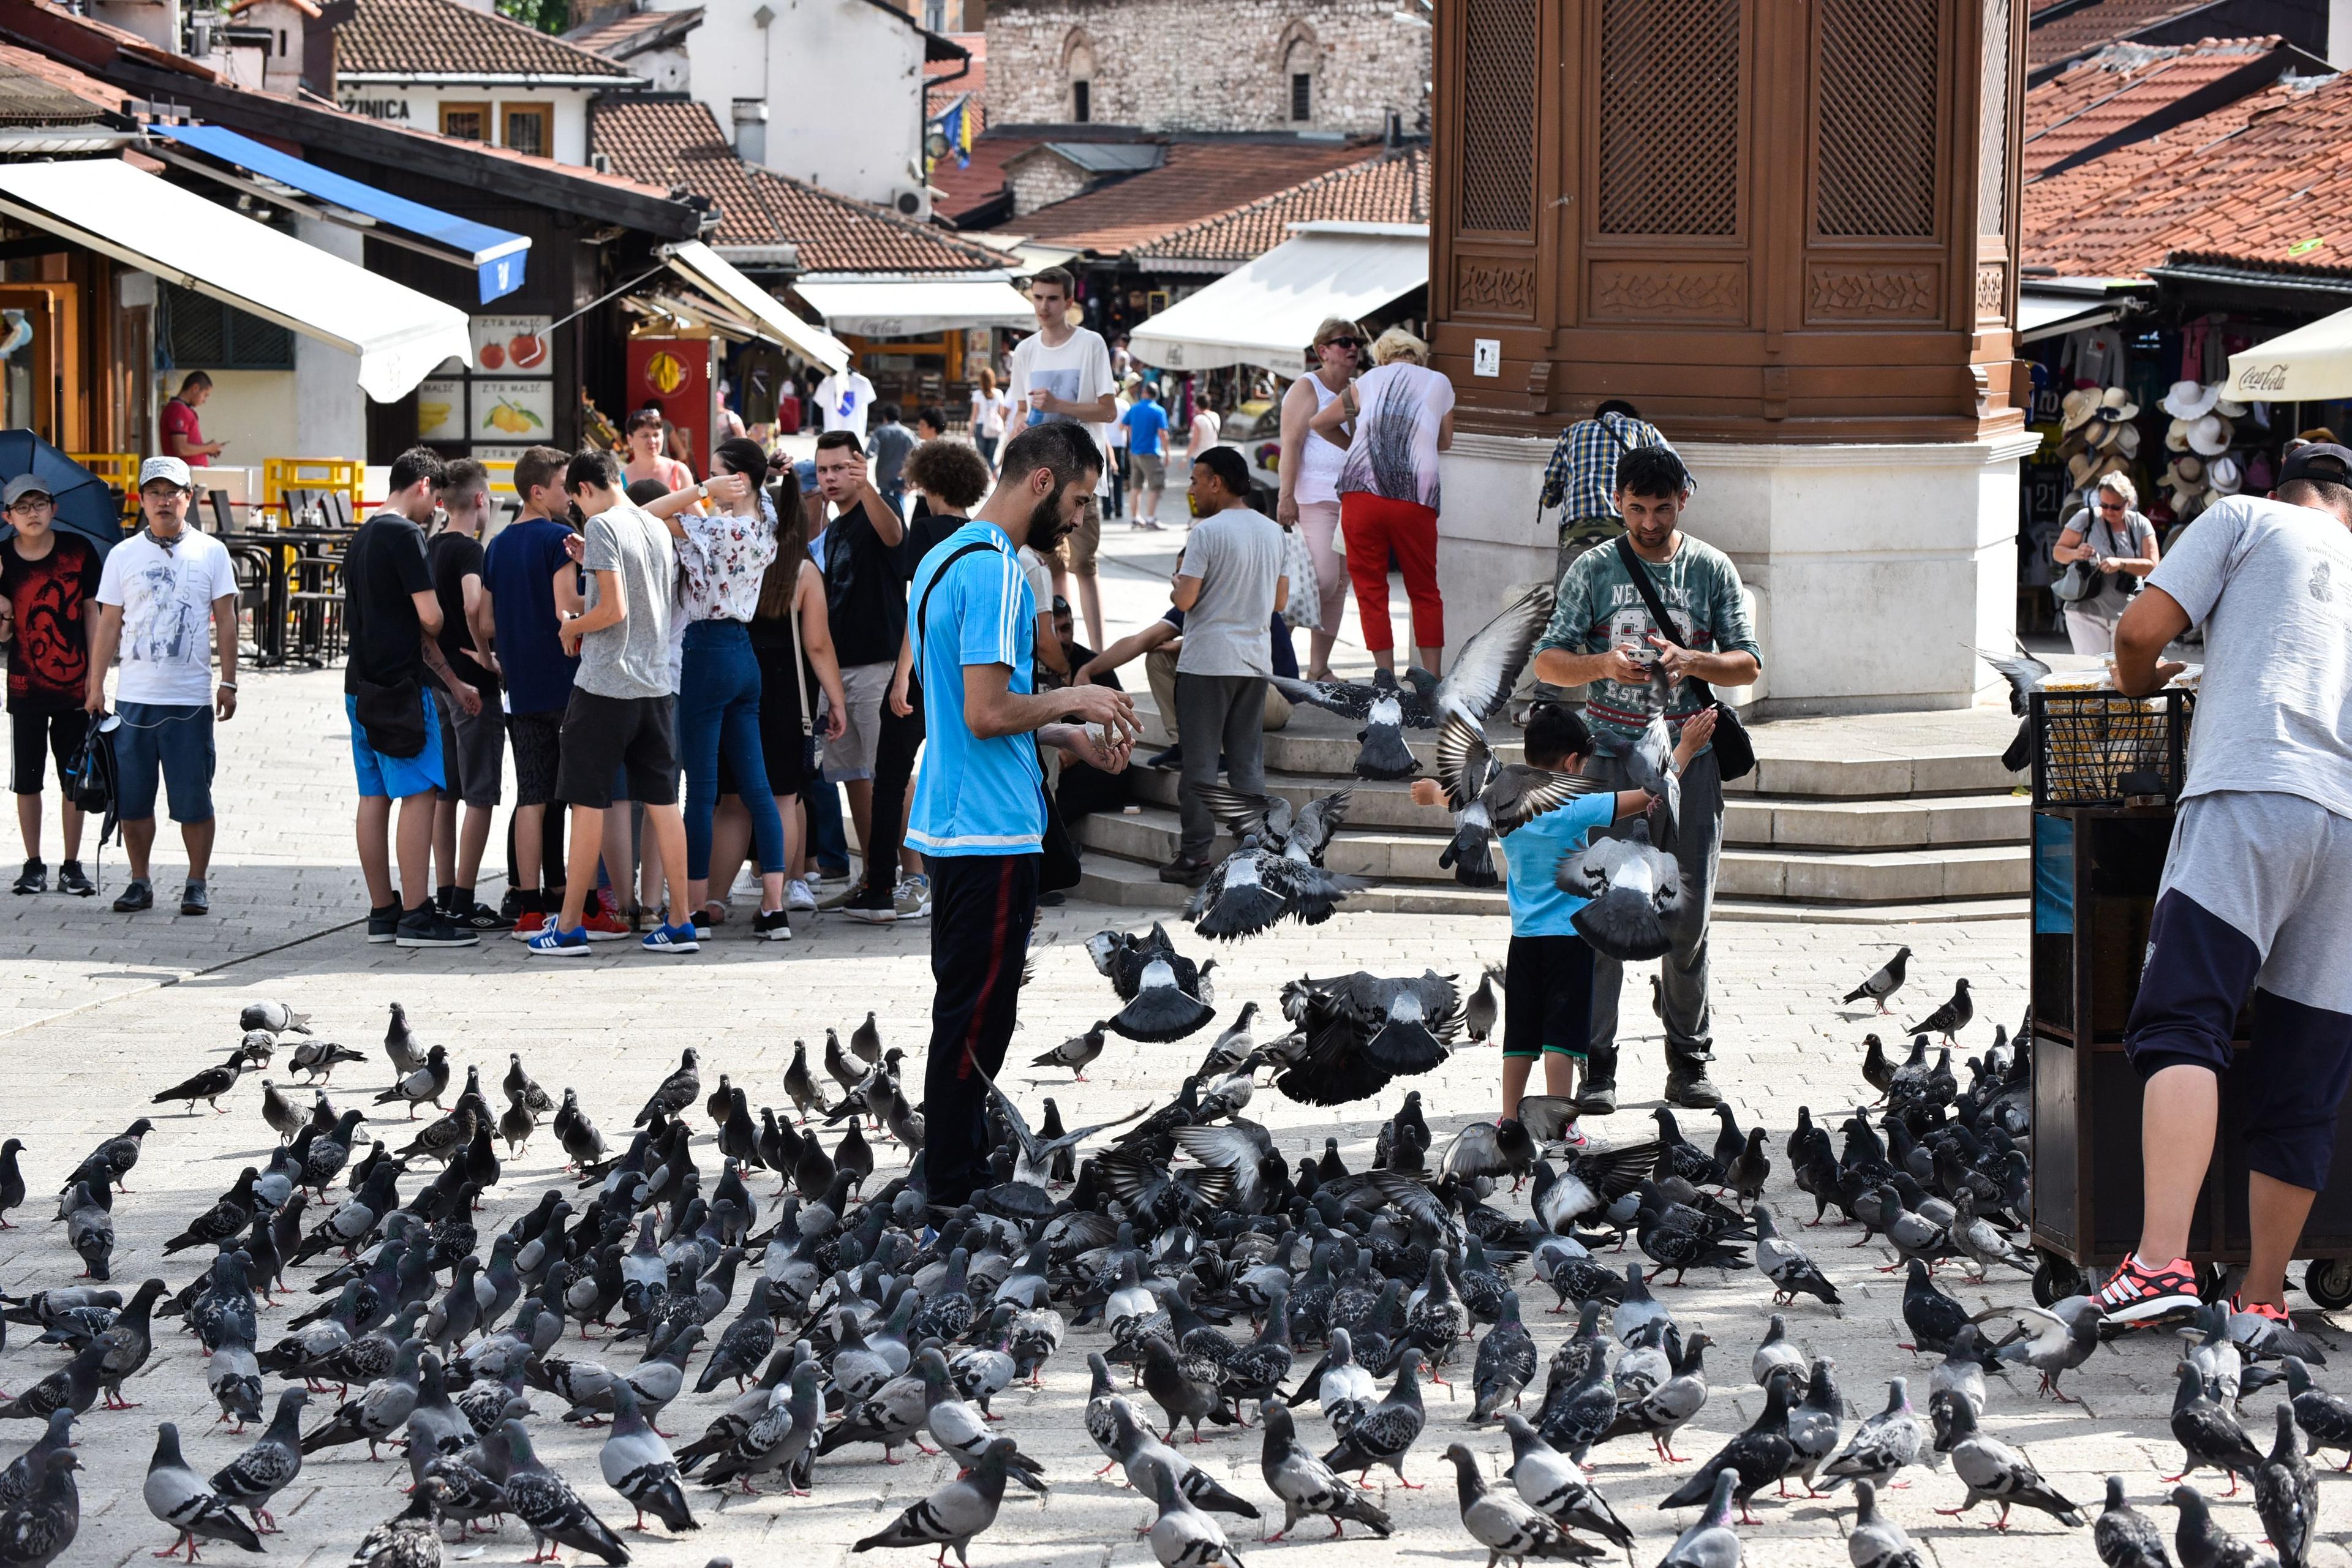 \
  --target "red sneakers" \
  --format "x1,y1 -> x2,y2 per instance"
2231,1294 -> 2293,1327
2094,1254 -> 2202,1323
579,911 -> 630,941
